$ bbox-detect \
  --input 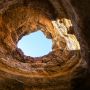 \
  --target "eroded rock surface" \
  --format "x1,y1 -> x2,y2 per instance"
0,0 -> 89,90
